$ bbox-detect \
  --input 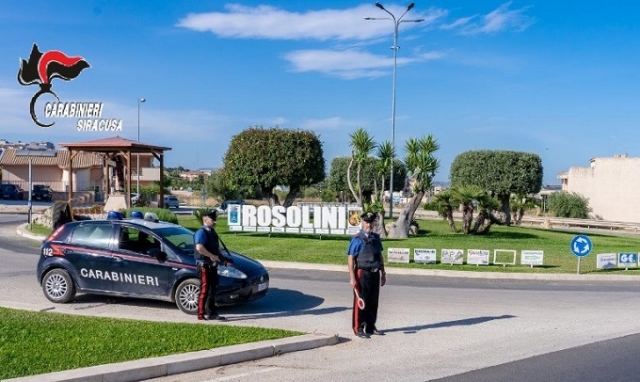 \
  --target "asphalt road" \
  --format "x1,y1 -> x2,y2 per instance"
3,217 -> 640,381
